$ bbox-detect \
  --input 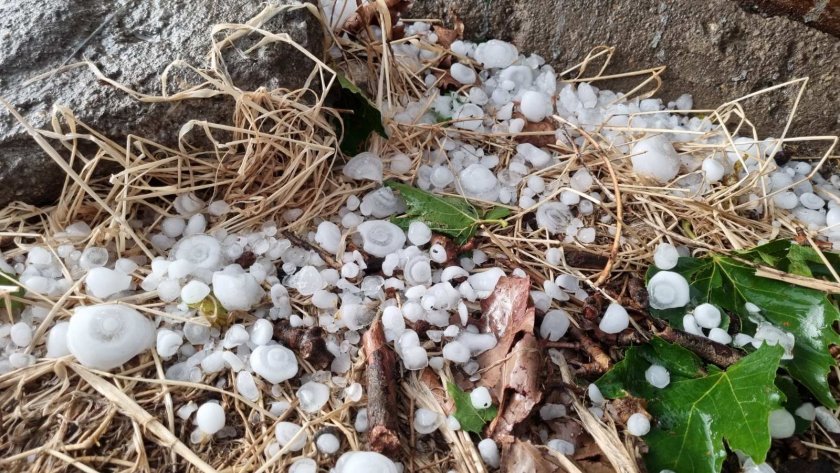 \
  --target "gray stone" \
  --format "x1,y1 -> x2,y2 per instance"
0,0 -> 323,206
411,0 -> 839,148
